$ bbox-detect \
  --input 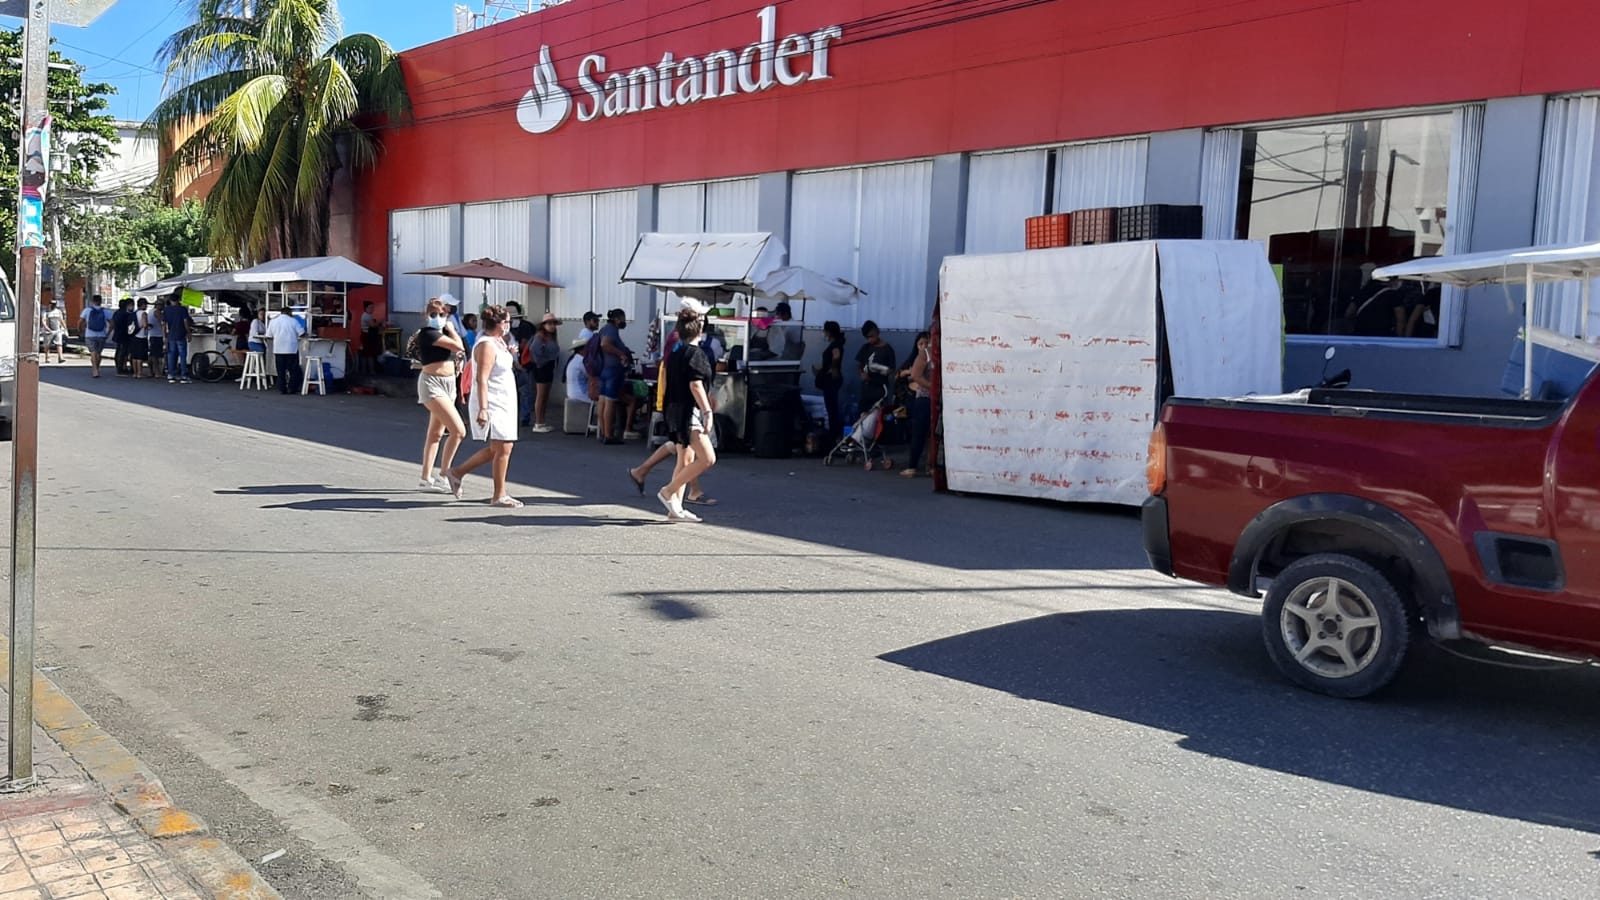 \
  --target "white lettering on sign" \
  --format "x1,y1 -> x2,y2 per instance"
516,5 -> 842,135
